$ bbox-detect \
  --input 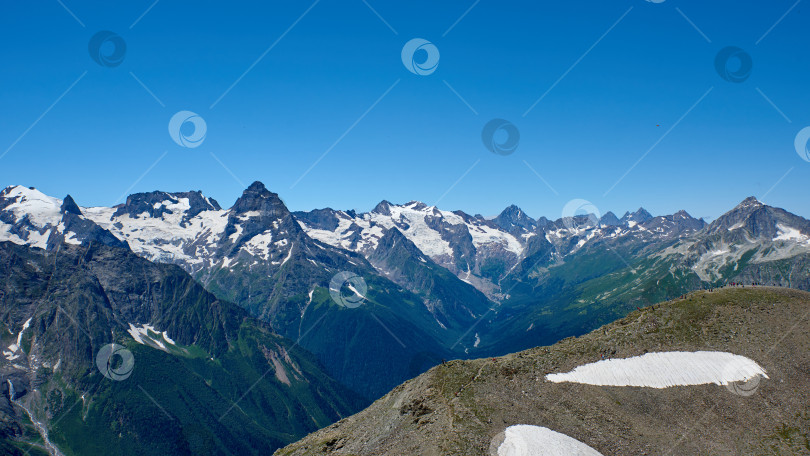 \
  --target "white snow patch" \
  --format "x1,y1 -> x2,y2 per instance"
0,186 -> 63,249
300,202 -> 526,263
272,243 -> 294,266
774,224 -> 808,242
497,425 -> 604,456
243,232 -> 274,257
127,323 -> 175,351
545,351 -> 767,388
83,199 -> 231,268
17,317 -> 32,347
